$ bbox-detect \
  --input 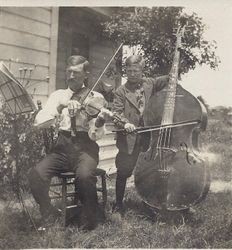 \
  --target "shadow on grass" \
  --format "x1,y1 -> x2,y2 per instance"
123,196 -> 205,227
